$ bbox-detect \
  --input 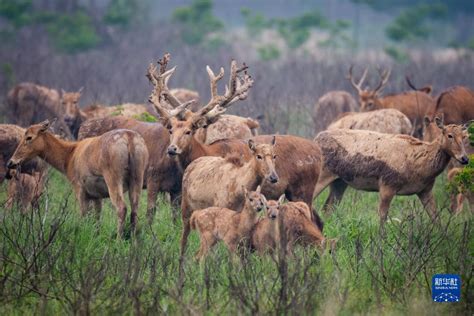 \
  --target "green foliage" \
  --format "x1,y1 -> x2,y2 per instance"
449,124 -> 474,194
240,8 -> 269,37
386,4 -> 447,43
172,0 -> 223,45
1,62 -> 15,87
46,12 -> 100,54
0,0 -> 32,27
318,19 -> 354,49
103,0 -> 140,27
257,44 -> 281,61
132,112 -> 158,122
384,45 -> 409,63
